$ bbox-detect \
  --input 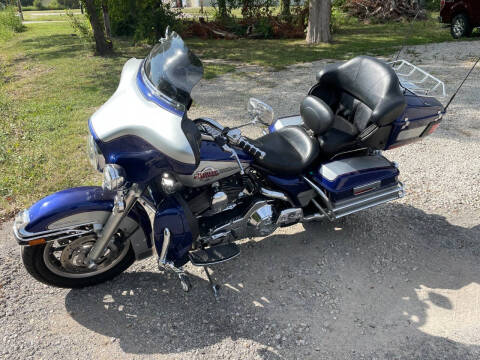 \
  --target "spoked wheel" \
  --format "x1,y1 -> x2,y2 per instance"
451,14 -> 472,39
22,232 -> 135,288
